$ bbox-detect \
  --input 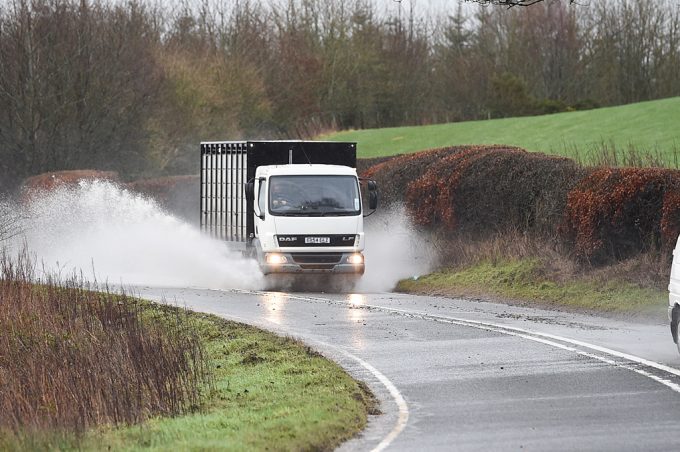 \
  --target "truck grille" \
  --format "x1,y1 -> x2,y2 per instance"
291,253 -> 343,269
